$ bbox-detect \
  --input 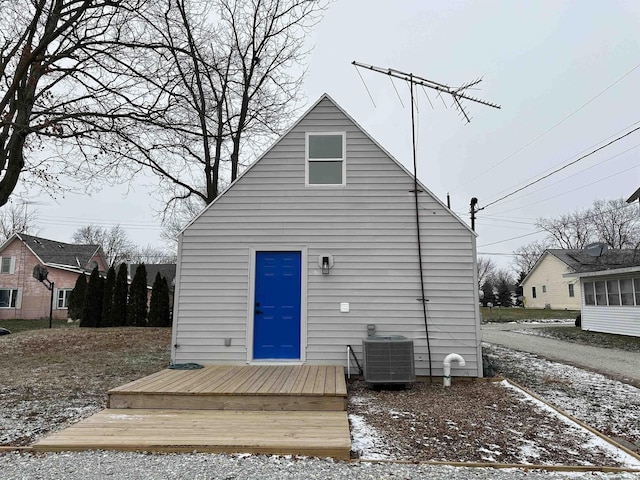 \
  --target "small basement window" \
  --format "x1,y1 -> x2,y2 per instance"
568,283 -> 575,298
306,132 -> 345,186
